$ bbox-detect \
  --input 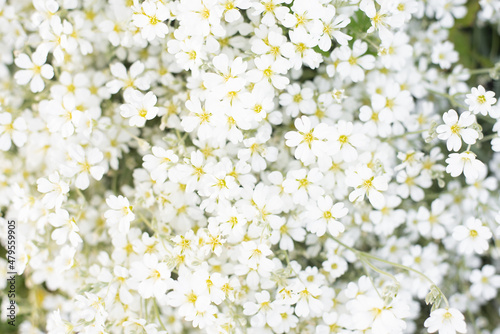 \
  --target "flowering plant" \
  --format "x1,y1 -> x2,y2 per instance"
1,0 -> 500,333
